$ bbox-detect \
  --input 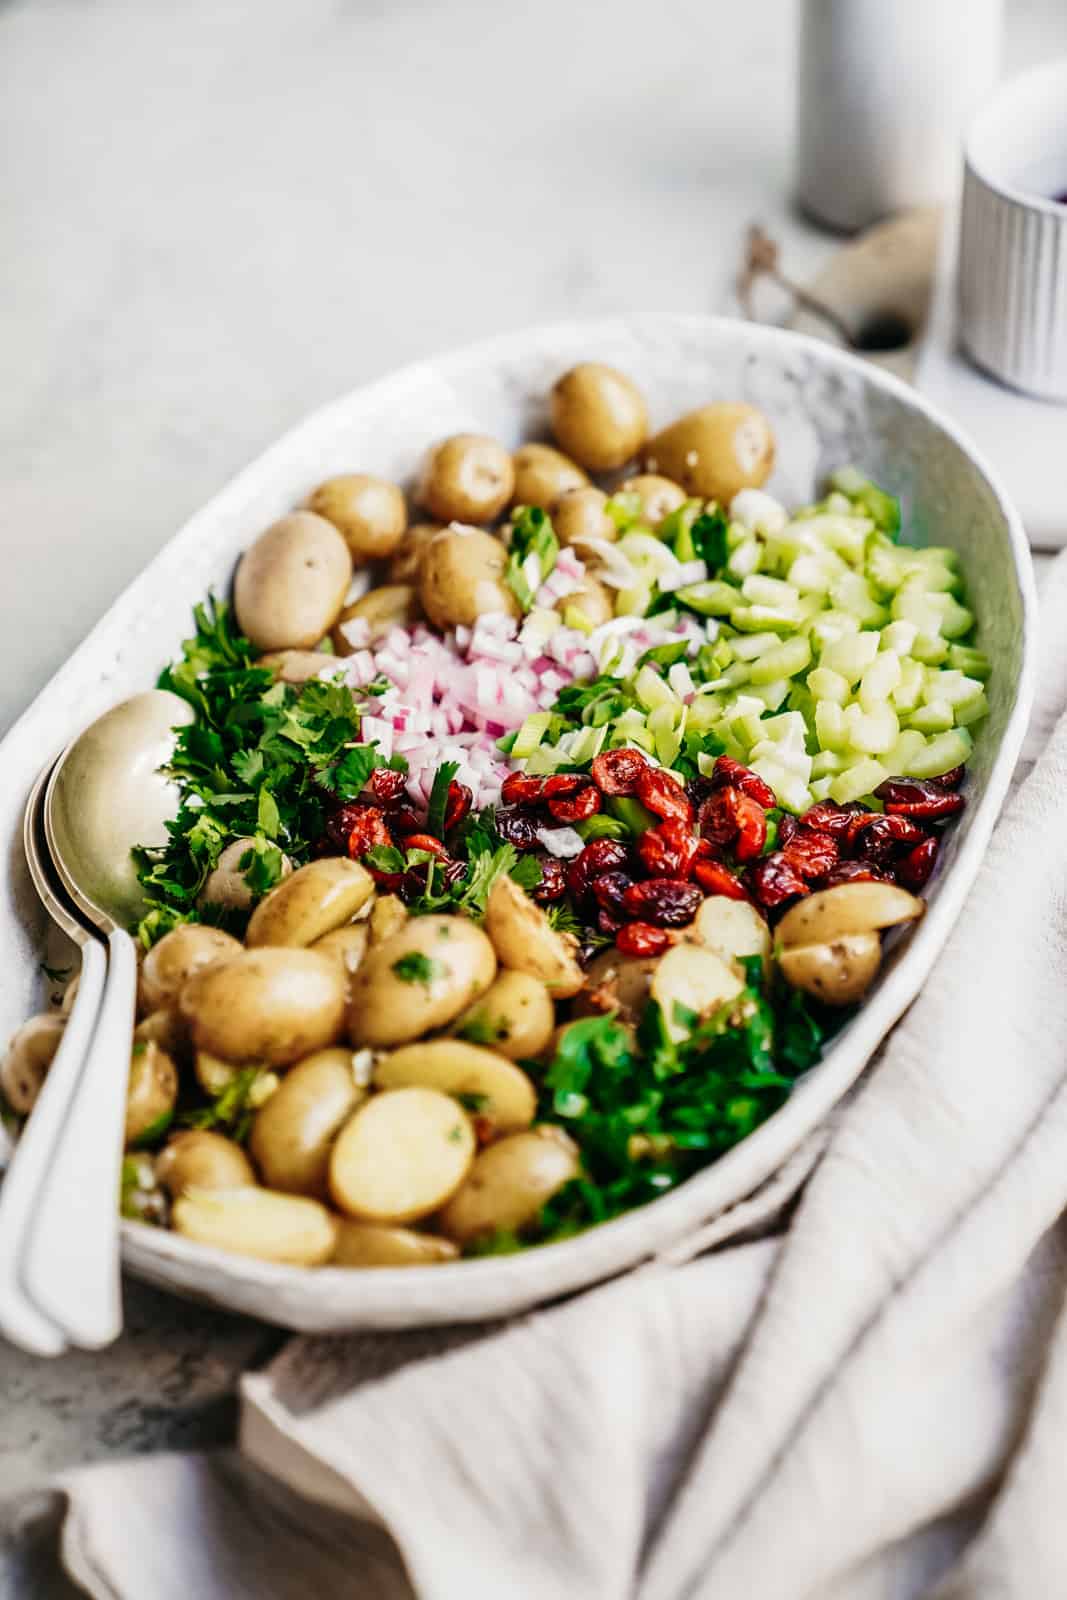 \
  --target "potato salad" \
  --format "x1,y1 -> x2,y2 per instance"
1,362 -> 988,1269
